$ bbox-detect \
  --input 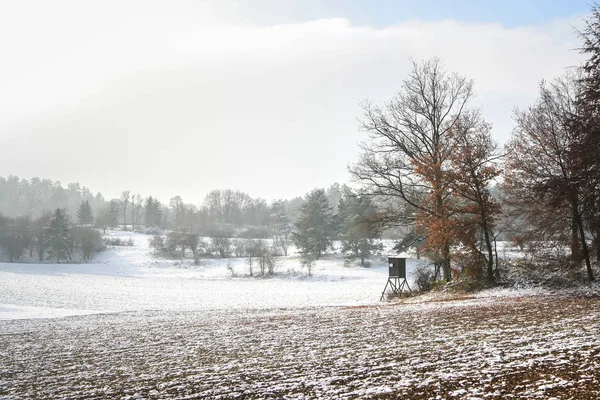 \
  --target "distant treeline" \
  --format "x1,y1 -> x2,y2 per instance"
0,175 -> 346,237
0,177 -> 385,266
